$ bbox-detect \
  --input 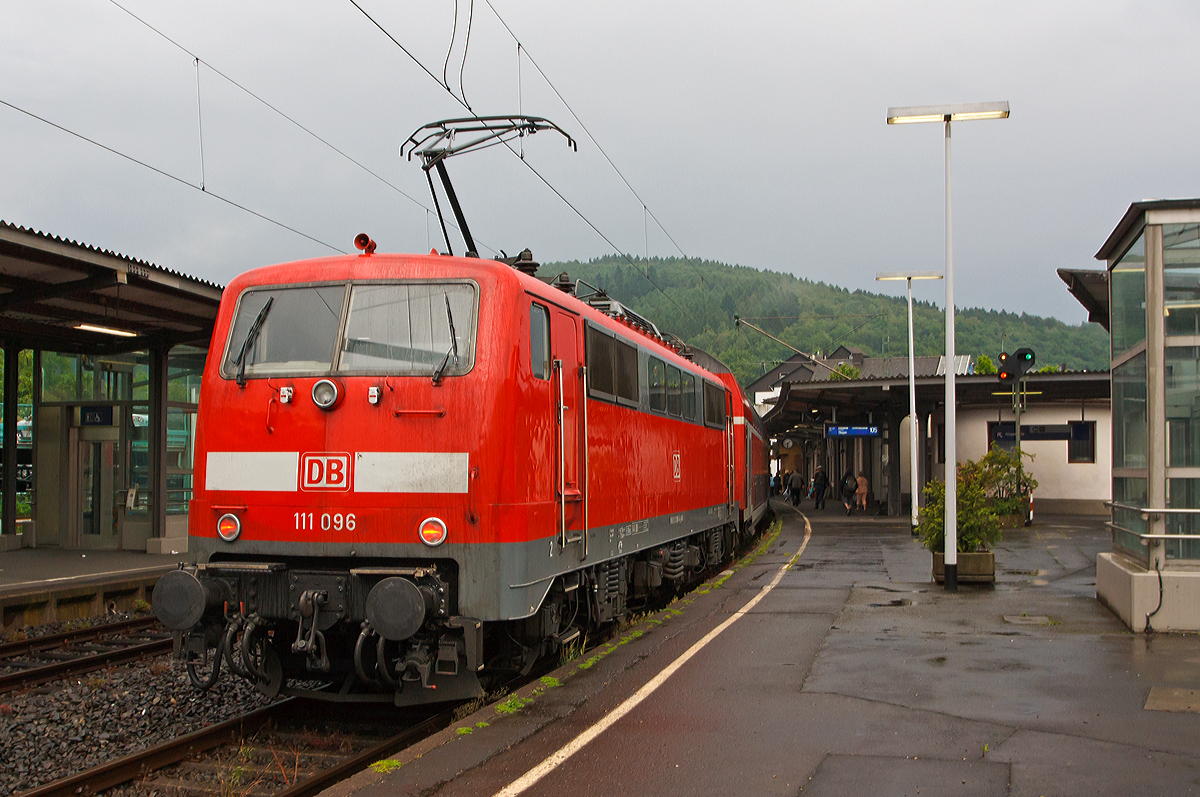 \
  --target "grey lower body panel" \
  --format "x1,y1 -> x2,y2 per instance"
191,501 -> 732,621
